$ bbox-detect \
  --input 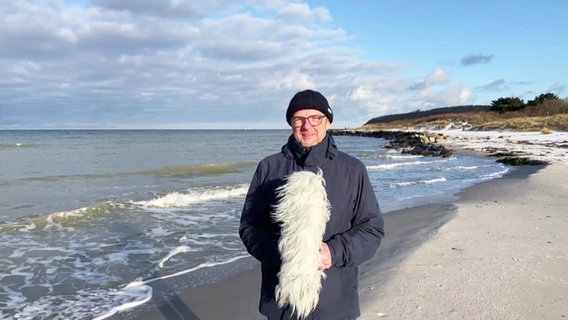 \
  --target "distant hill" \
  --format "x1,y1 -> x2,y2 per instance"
359,101 -> 568,132
364,105 -> 490,125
